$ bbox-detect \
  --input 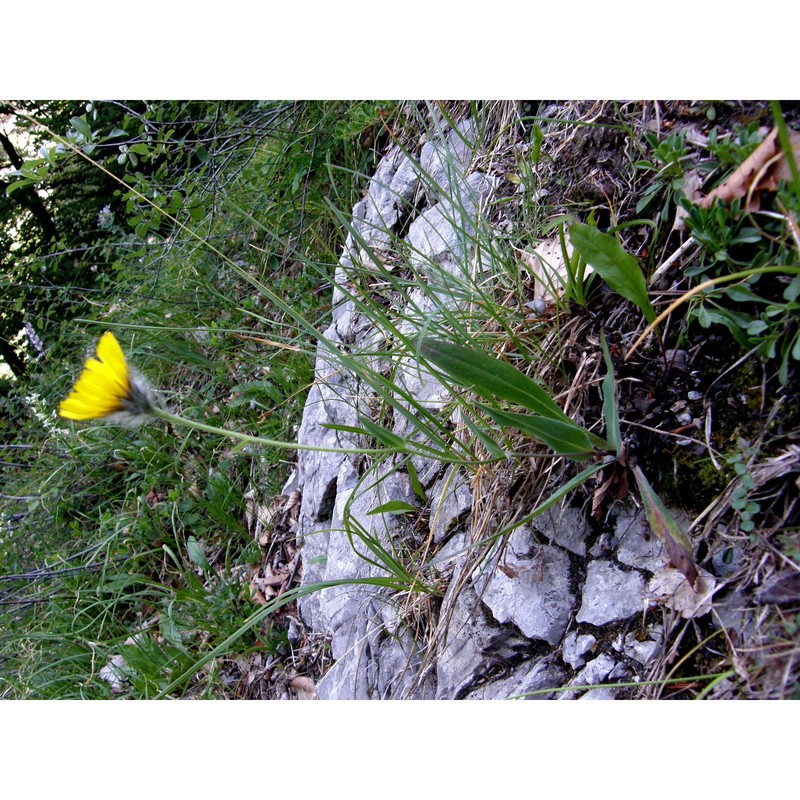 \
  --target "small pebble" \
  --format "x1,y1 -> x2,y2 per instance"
687,390 -> 703,401
665,348 -> 689,371
525,299 -> 548,316
677,411 -> 693,426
